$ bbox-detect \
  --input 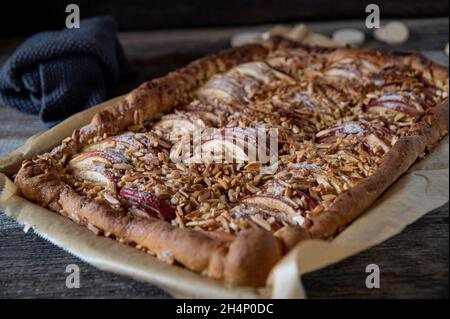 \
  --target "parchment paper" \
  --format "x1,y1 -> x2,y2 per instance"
0,80 -> 448,300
